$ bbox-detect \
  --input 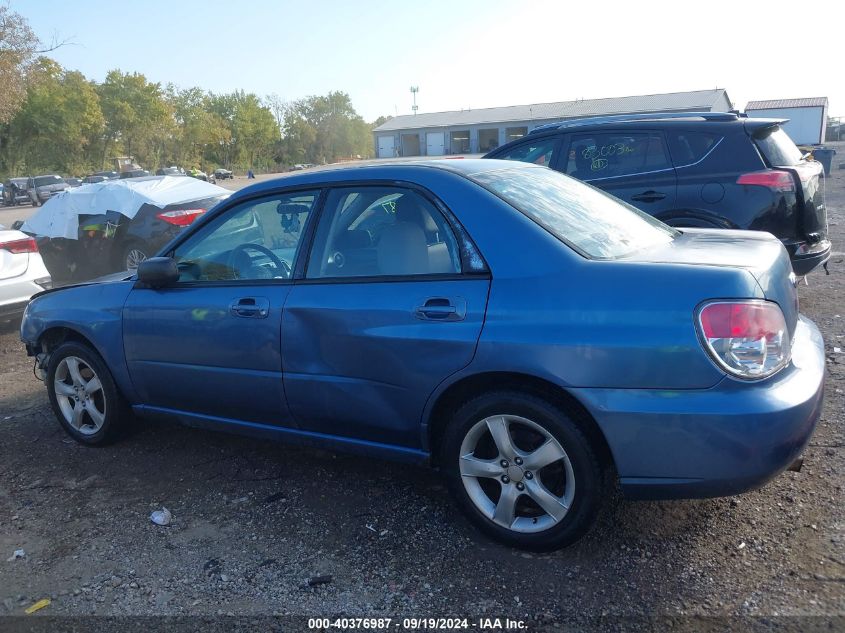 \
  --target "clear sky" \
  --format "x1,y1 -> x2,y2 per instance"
13,0 -> 842,122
